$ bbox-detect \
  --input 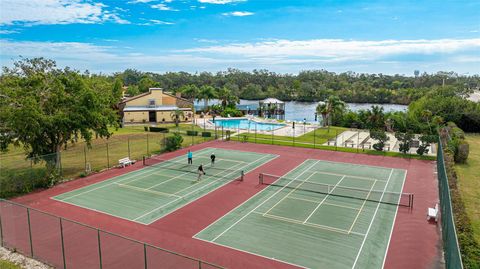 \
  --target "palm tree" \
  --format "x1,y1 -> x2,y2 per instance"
218,87 -> 239,108
316,101 -> 329,127
323,95 -> 346,126
366,105 -> 385,129
180,84 -> 199,124
198,85 -> 217,111
170,109 -> 185,127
